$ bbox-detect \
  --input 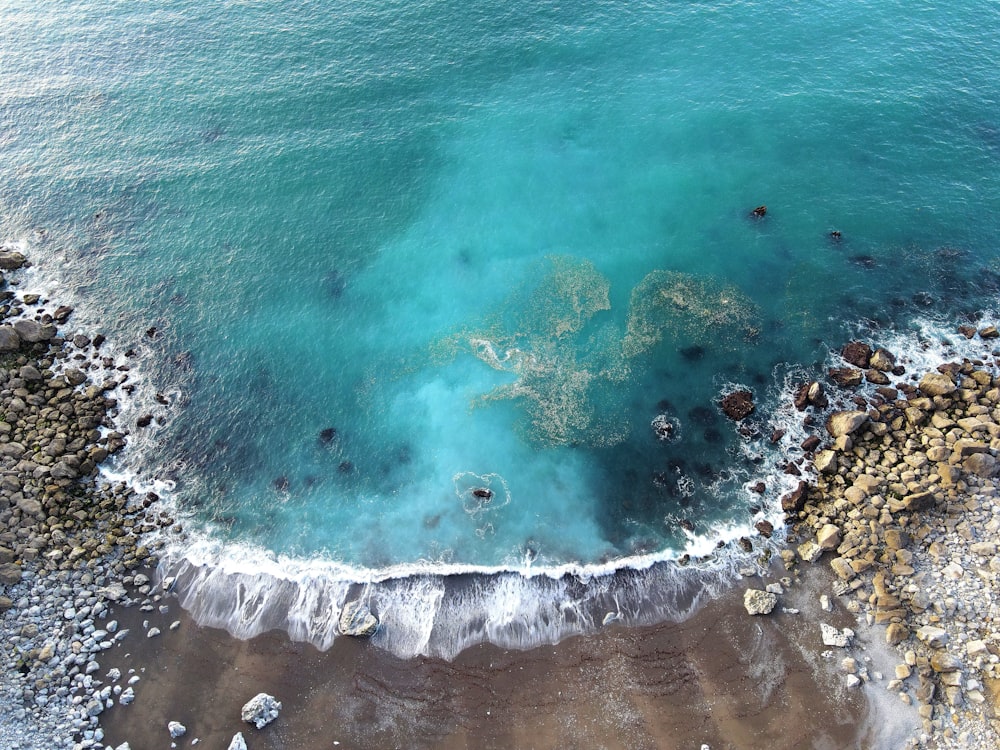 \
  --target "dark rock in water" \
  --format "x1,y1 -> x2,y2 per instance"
650,413 -> 676,441
272,476 -> 289,492
784,461 -> 801,476
319,427 -> 338,445
155,392 -> 169,405
780,480 -> 809,513
323,270 -> 347,299
53,305 -> 73,323
912,291 -> 935,307
828,367 -> 863,388
850,254 -> 876,268
339,600 -> 379,637
801,435 -> 821,452
841,341 -> 872,368
0,250 -> 28,270
750,481 -> 766,494
146,326 -> 158,338
770,428 -> 786,444
337,461 -> 354,474
749,205 -> 767,219
679,518 -> 694,532
136,414 -> 154,428
958,324 -> 977,339
865,369 -> 891,385
472,487 -> 493,500
981,325 -> 1000,339
719,389 -> 754,421
828,230 -> 842,241
755,520 -> 774,538
793,383 -> 810,411
679,344 -> 706,361
738,537 -> 753,552
93,333 -> 106,348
